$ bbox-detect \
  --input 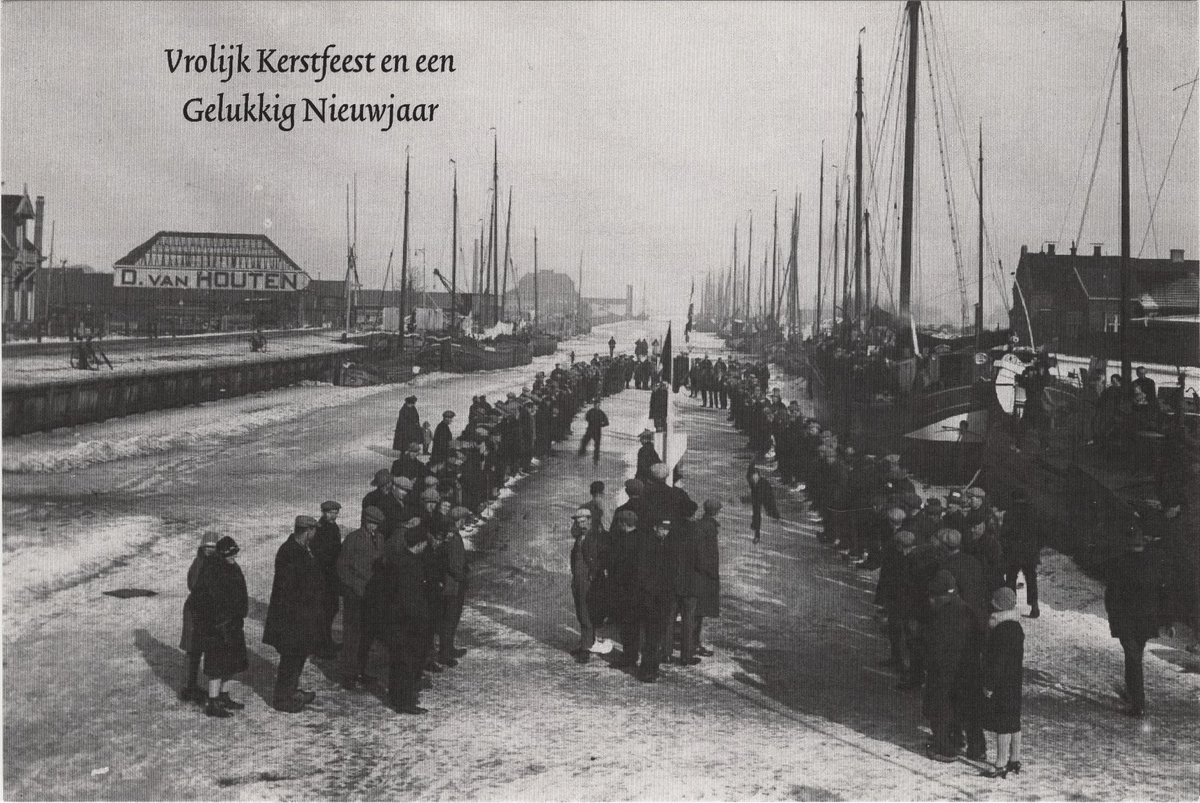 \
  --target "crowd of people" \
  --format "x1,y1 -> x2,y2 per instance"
178,354 -> 640,717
